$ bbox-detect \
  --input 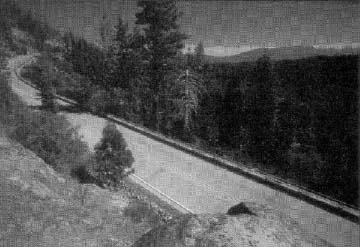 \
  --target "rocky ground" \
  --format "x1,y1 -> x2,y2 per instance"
0,130 -> 177,247
0,129 -> 334,247
133,202 -> 333,247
